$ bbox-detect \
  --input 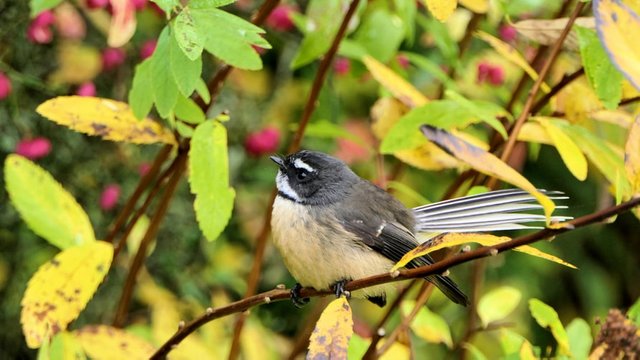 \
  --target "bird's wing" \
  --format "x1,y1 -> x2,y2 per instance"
413,189 -> 572,234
